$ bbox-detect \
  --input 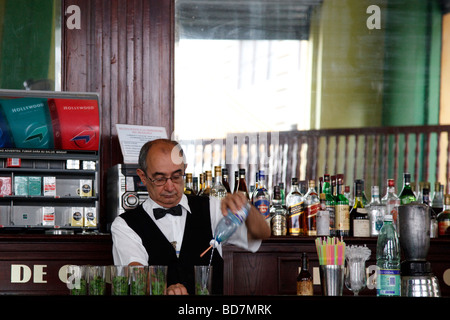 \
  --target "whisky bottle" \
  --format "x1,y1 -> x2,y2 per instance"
211,166 -> 227,199
335,174 -> 350,237
297,252 -> 313,296
199,170 -> 212,197
222,168 -> 231,193
270,185 -> 287,235
237,168 -> 249,199
350,179 -> 370,237
184,173 -> 196,195
303,180 -> 319,236
286,178 -> 304,236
